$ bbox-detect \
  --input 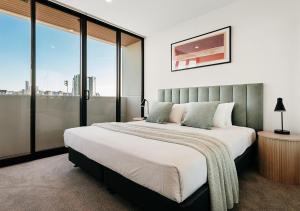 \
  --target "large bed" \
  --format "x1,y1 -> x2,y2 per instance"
64,83 -> 263,210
